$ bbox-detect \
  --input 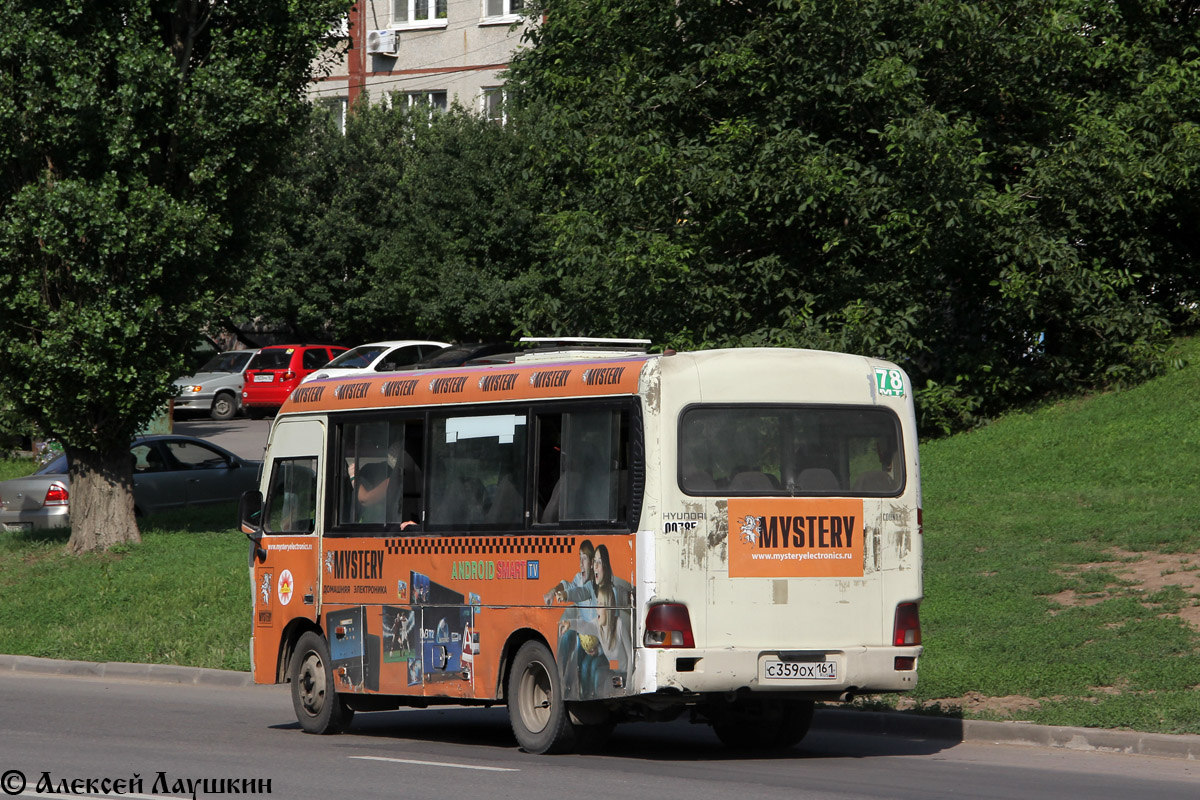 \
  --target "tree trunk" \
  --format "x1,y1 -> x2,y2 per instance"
65,445 -> 141,554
